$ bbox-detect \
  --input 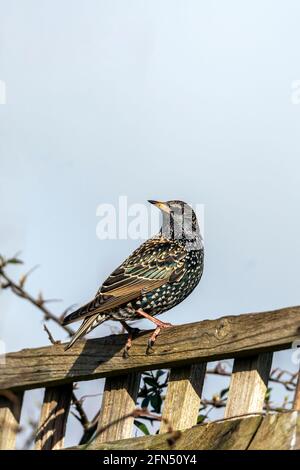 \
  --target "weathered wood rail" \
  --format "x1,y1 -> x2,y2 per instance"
0,305 -> 300,450
73,411 -> 300,450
